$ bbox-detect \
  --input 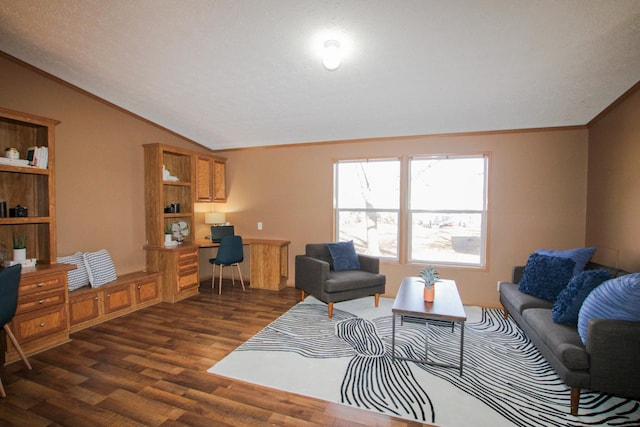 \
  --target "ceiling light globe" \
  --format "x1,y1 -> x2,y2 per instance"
322,39 -> 341,70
